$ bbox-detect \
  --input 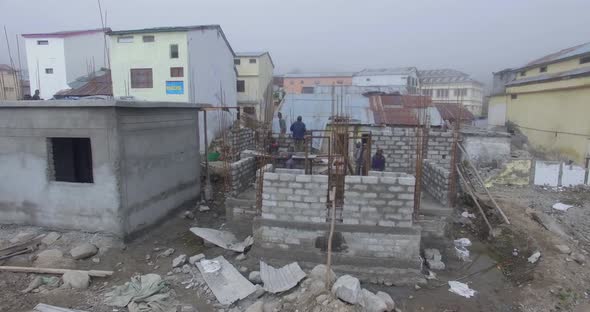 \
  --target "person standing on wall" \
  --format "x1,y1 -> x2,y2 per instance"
290,115 -> 306,152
